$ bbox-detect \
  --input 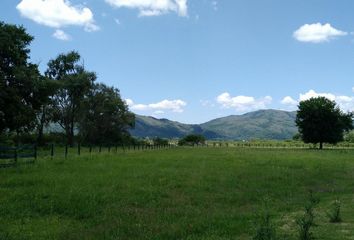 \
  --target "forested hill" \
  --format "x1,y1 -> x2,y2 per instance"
130,109 -> 298,140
